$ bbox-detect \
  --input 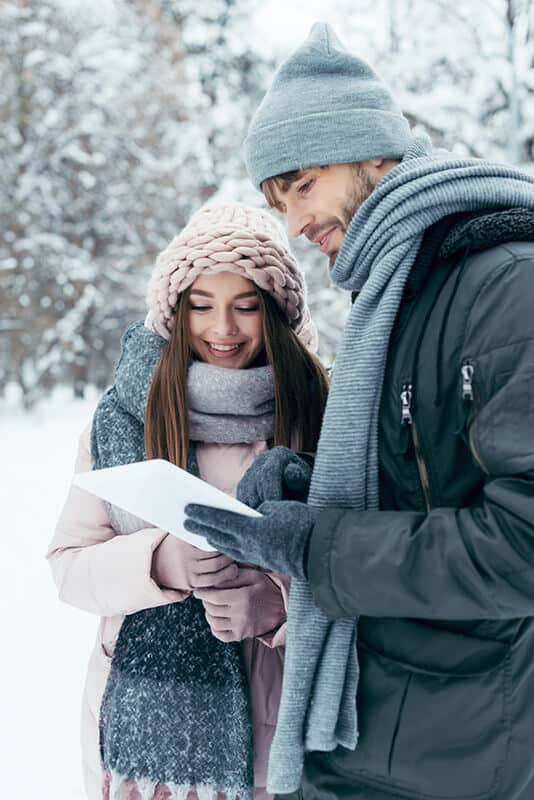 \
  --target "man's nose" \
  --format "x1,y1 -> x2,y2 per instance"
286,206 -> 312,239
